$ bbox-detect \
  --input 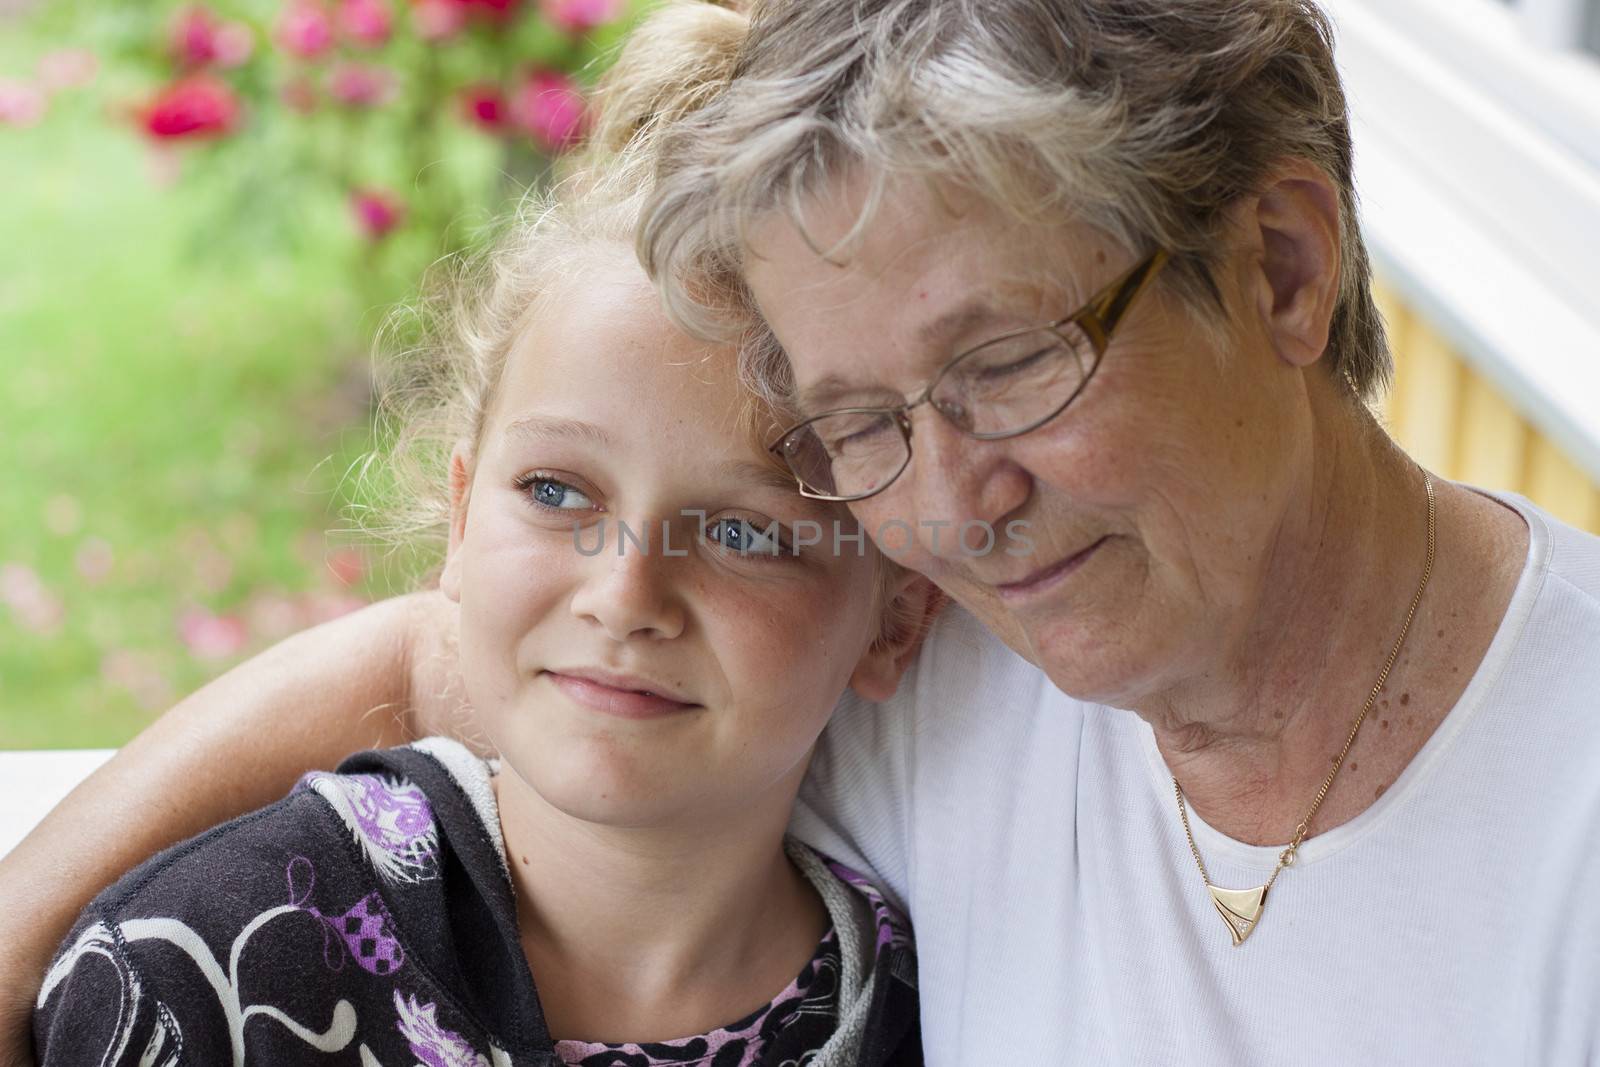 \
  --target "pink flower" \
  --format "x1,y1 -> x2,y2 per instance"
0,79 -> 47,128
512,69 -> 585,154
172,8 -> 212,66
459,0 -> 522,21
172,7 -> 220,66
178,606 -> 249,660
417,0 -> 522,31
36,49 -> 99,91
350,187 -> 404,238
171,7 -> 255,69
338,0 -> 393,47
328,62 -> 397,107
212,23 -> 257,67
410,0 -> 467,40
142,74 -> 240,139
539,0 -> 621,34
459,83 -> 507,132
277,1 -> 336,58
